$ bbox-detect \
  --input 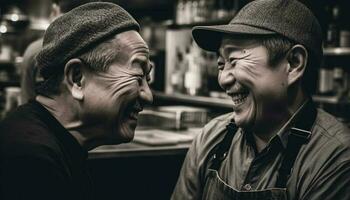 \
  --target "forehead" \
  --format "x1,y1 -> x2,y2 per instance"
108,30 -> 151,73
114,31 -> 150,64
113,30 -> 149,62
